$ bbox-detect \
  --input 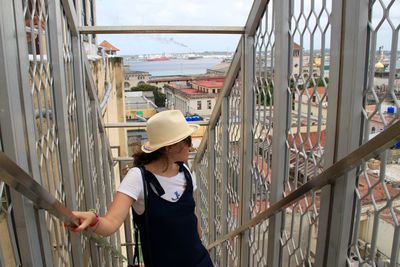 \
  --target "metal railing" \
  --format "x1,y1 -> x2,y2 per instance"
206,120 -> 400,249
192,0 -> 400,266
0,0 -> 125,265
0,152 -> 126,259
1,0 -> 400,266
